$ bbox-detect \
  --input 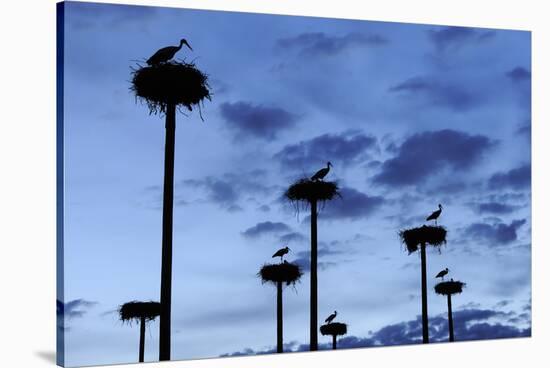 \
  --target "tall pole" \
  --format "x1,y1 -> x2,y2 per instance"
310,199 -> 318,351
447,294 -> 455,342
332,335 -> 337,350
159,103 -> 176,360
420,243 -> 429,343
277,281 -> 283,353
139,316 -> 146,363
